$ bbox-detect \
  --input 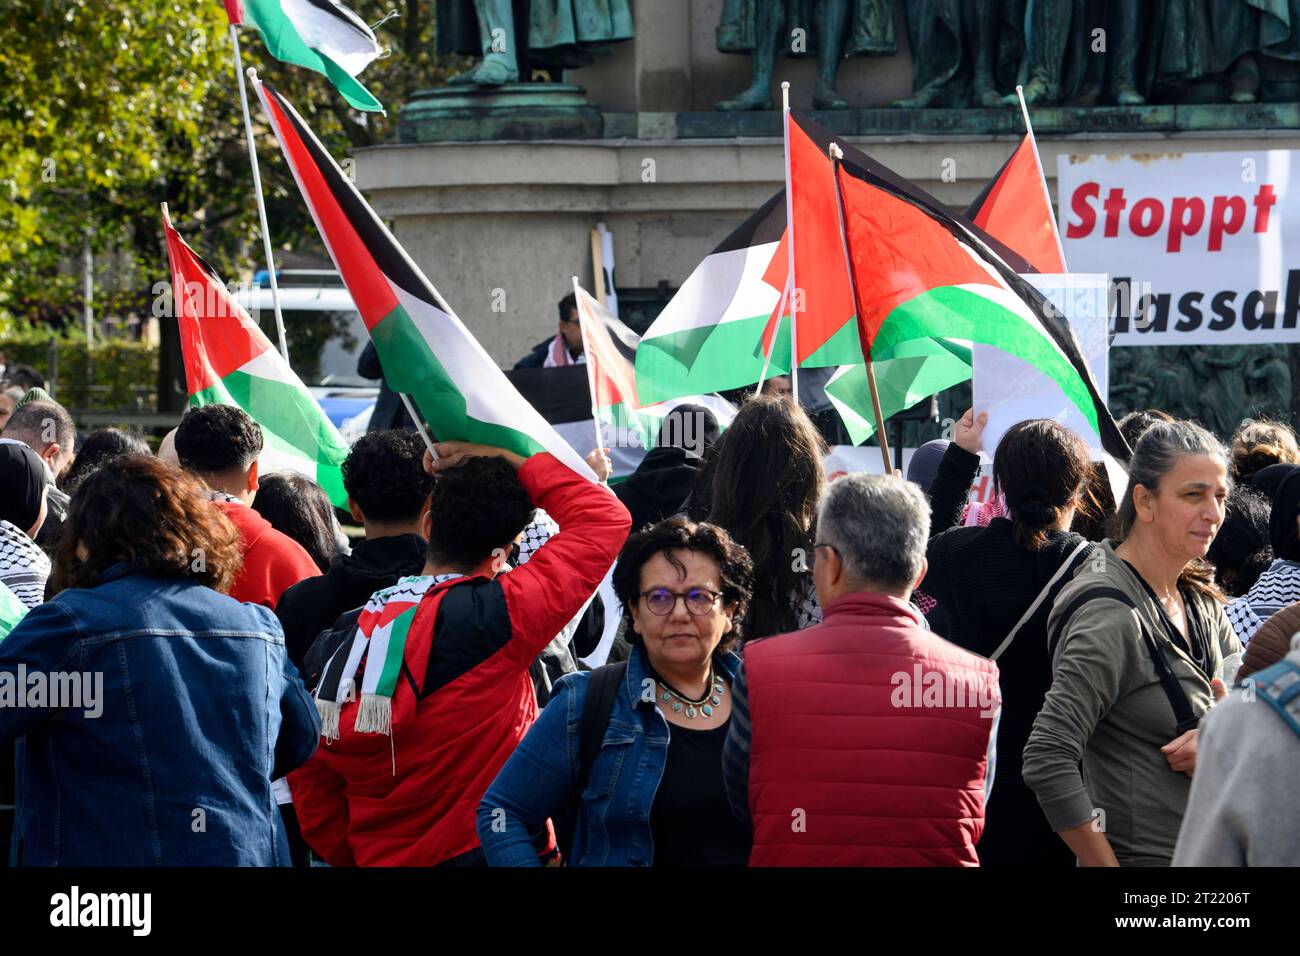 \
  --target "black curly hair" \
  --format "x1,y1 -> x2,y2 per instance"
174,404 -> 263,475
425,456 -> 535,569
342,429 -> 434,523
612,516 -> 754,656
